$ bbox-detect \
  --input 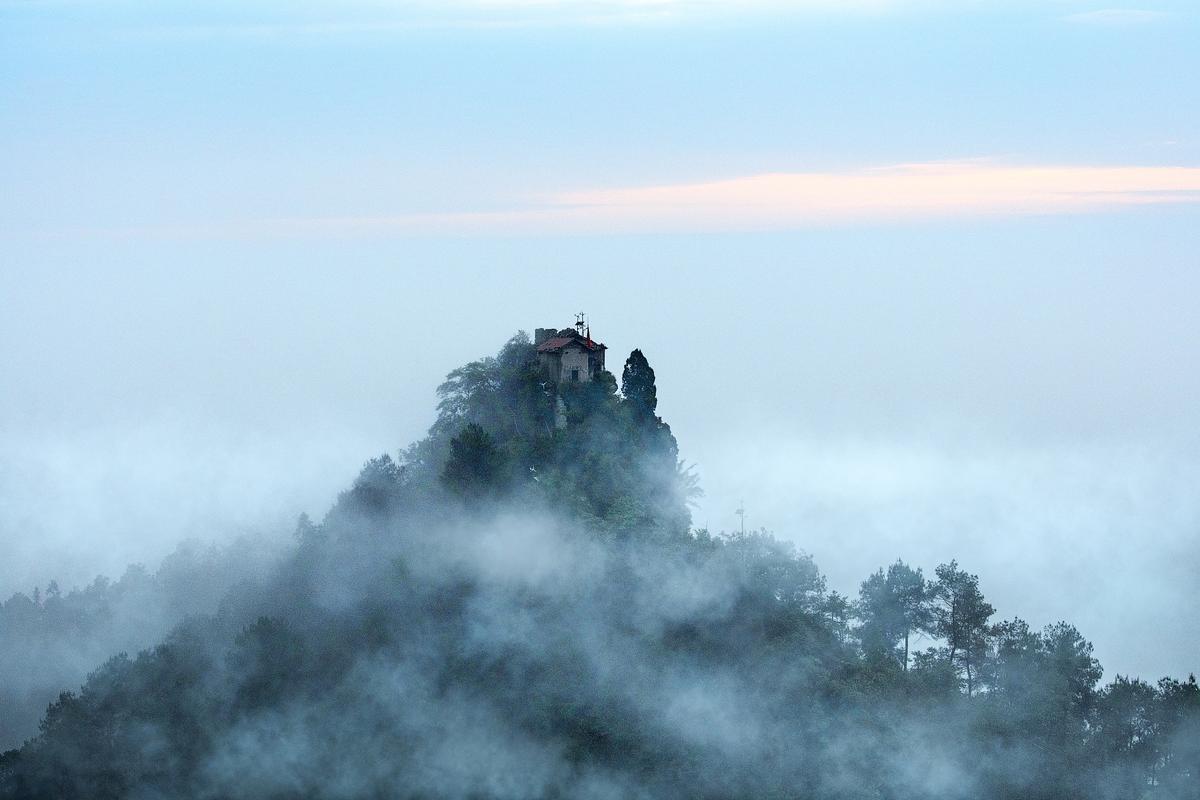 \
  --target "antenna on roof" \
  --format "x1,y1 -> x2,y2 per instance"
575,312 -> 586,336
